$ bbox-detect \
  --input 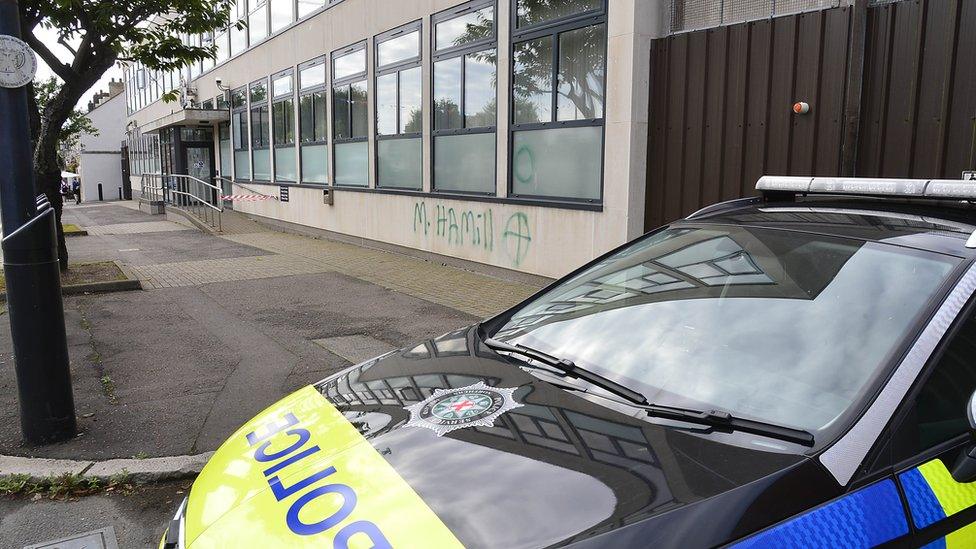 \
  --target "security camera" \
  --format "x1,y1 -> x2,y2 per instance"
214,77 -> 223,88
